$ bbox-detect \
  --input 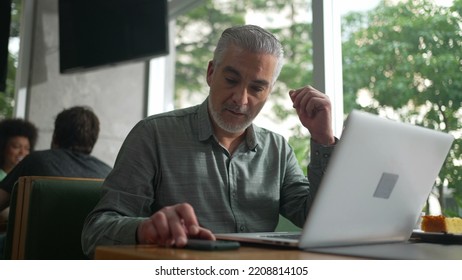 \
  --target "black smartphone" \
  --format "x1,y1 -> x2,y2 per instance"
185,239 -> 240,251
